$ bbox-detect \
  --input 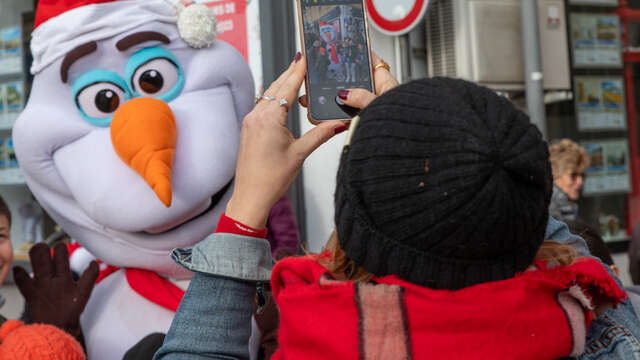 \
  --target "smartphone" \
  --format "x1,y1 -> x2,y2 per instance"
297,0 -> 375,123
